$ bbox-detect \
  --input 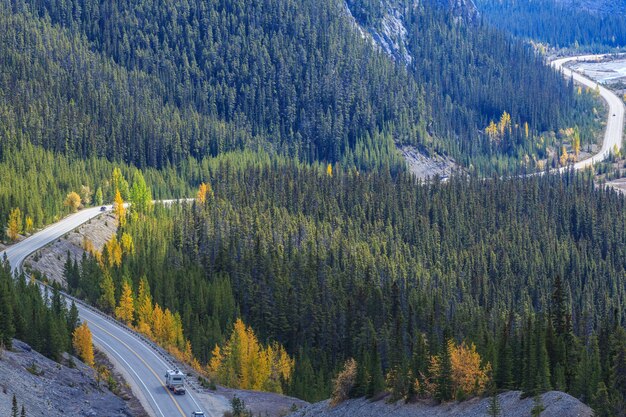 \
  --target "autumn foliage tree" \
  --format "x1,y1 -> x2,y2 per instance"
115,280 -> 135,325
196,182 -> 214,204
73,321 -> 94,367
426,340 -> 491,401
331,358 -> 357,406
64,191 -> 82,212
208,319 -> 294,393
7,207 -> 23,241
114,190 -> 126,227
